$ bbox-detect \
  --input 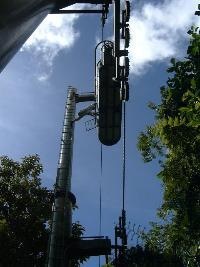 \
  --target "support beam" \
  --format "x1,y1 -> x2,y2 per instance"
51,9 -> 103,14
76,92 -> 95,103
66,0 -> 111,4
